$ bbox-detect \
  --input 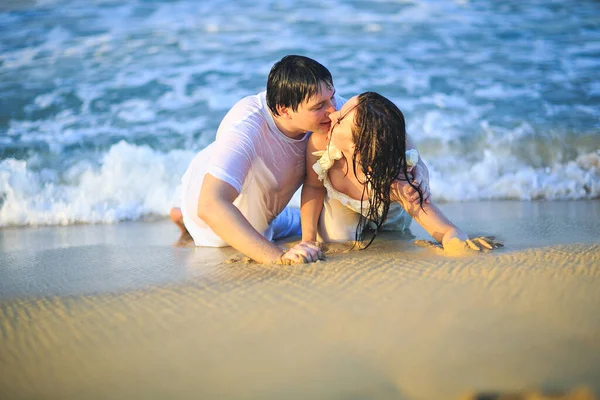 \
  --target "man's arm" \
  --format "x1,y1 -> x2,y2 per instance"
198,174 -> 321,264
198,174 -> 285,263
